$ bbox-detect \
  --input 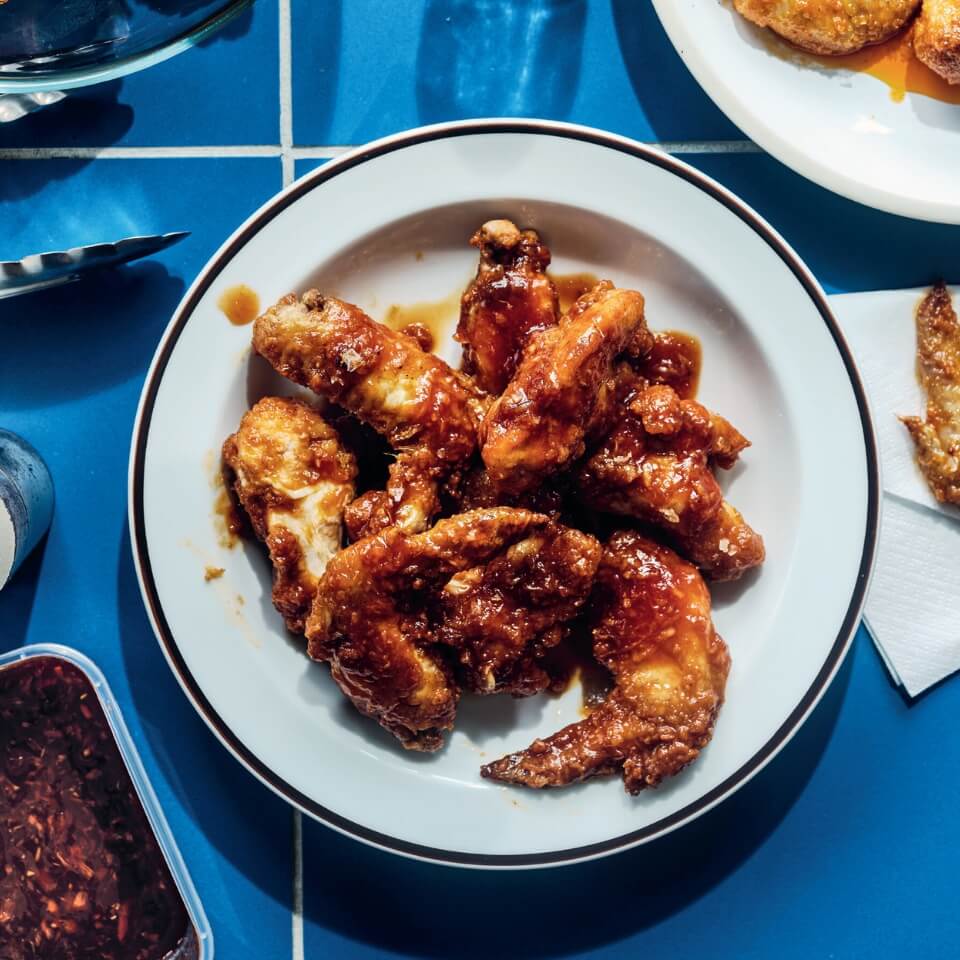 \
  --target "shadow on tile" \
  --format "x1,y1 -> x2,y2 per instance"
0,261 -> 183,409
416,0 -> 585,123
301,639 -> 854,958
611,0 -> 742,141
0,81 -> 133,160
115,526 -> 293,908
